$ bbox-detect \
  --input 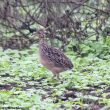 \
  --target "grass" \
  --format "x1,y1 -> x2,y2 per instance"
0,44 -> 110,110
